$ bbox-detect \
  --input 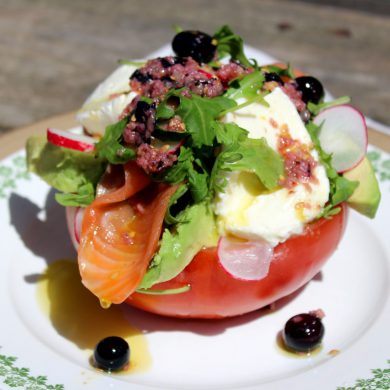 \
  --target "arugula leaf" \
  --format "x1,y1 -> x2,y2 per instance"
306,121 -> 358,217
211,135 -> 284,192
307,96 -> 351,116
156,100 -> 175,120
158,146 -> 193,184
117,59 -> 146,67
164,184 -> 189,225
213,122 -> 248,145
187,164 -> 209,203
168,91 -> 235,147
218,93 -> 269,117
95,118 -> 136,164
136,285 -> 191,295
213,25 -> 251,67
158,147 -> 209,203
226,71 -> 265,100
55,182 -> 95,206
